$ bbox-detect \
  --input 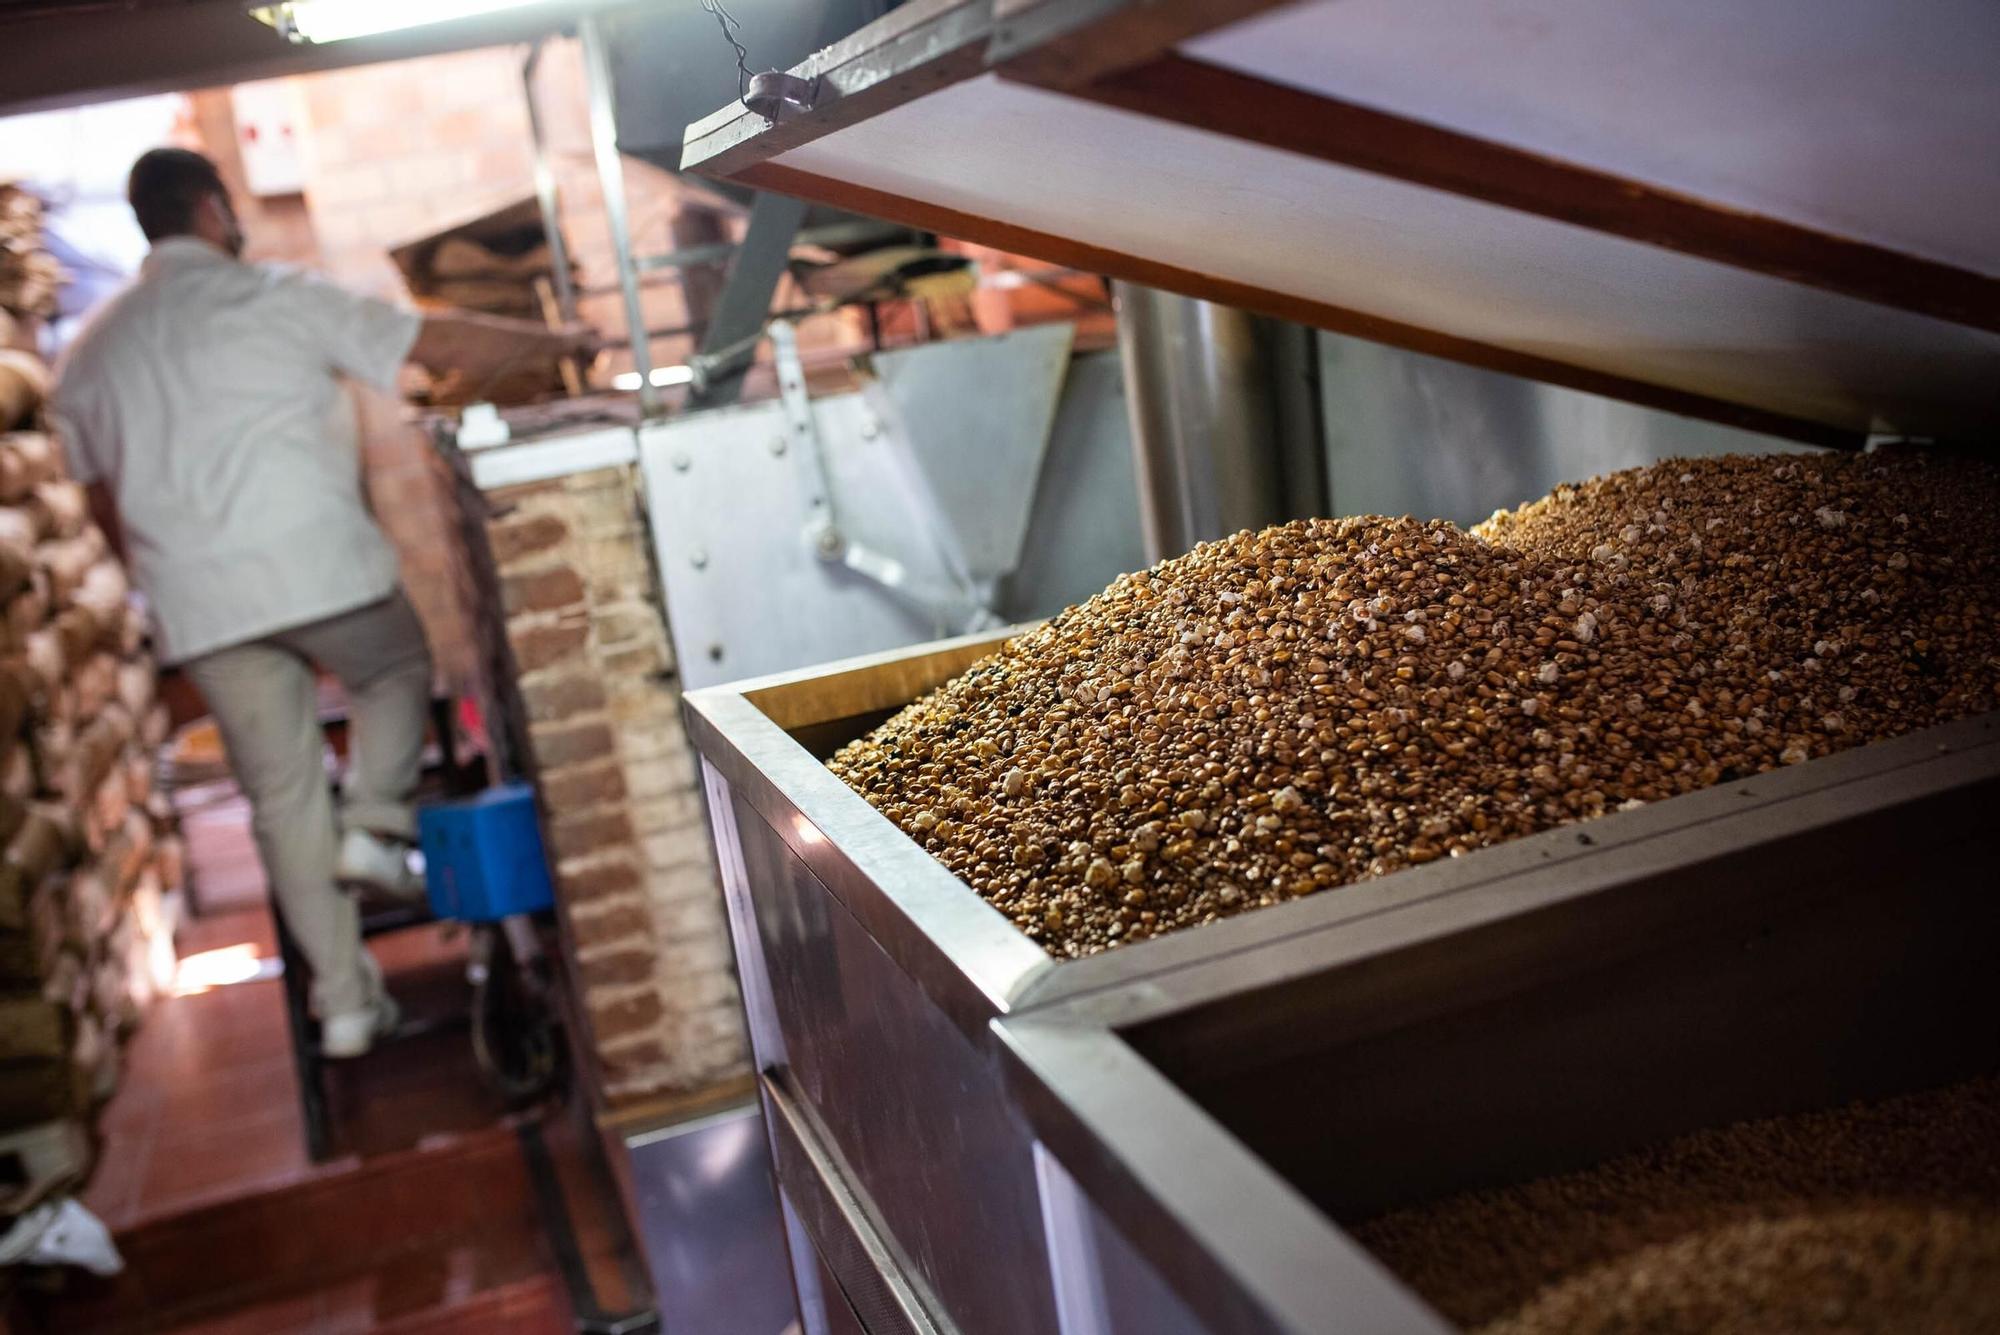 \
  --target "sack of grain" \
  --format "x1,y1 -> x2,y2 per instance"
69,559 -> 126,625
0,655 -> 35,741
21,628 -> 62,703
99,810 -> 151,895
61,704 -> 132,806
114,659 -> 154,721
39,533 -> 104,604
0,434 -> 57,505
0,350 -> 48,434
0,508 -> 38,565
27,482 -> 85,541
52,606 -> 101,664
0,858 -> 28,935
0,995 -> 66,1061
38,949 -> 84,1014
60,867 -> 110,946
116,604 -> 145,657
0,1059 -> 93,1127
83,765 -> 131,855
151,833 -> 184,896
0,743 -> 31,802
141,704 -> 169,750
121,746 -> 152,808
0,792 -> 26,854
68,651 -> 118,723
0,543 -> 29,605
5,570 -> 47,644
5,805 -> 79,884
